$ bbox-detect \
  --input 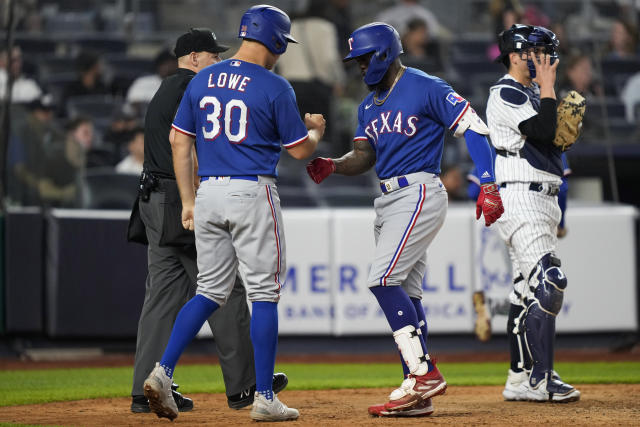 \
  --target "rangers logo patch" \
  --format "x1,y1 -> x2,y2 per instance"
446,92 -> 465,106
